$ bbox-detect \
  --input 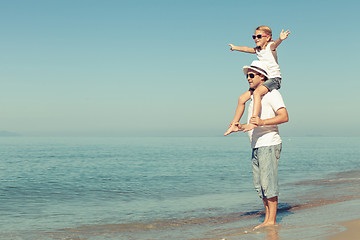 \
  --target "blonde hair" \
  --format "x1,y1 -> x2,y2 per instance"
256,25 -> 272,37
255,25 -> 273,48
